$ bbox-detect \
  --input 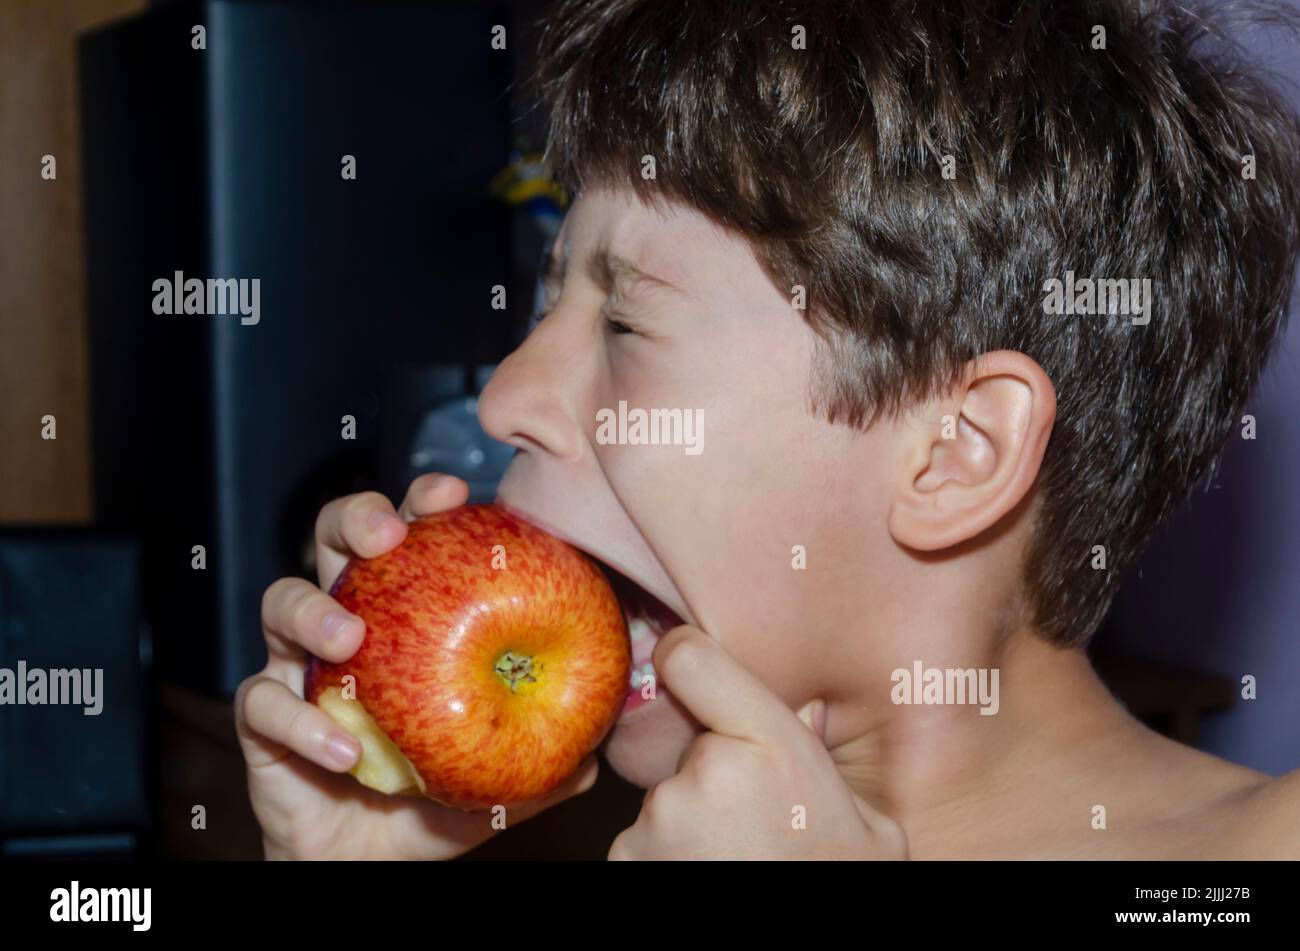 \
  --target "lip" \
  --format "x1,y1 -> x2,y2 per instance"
617,682 -> 668,722
494,498 -> 693,629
